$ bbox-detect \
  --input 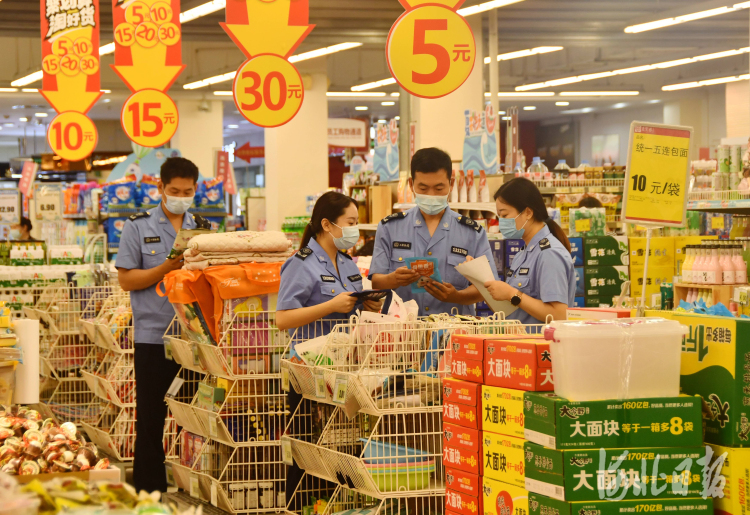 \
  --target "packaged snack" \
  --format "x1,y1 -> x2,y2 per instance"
466,171 -> 476,202
478,170 -> 489,202
107,218 -> 128,245
199,178 -> 225,208
139,175 -> 161,208
458,171 -> 467,203
405,257 -> 442,293
106,175 -> 137,210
